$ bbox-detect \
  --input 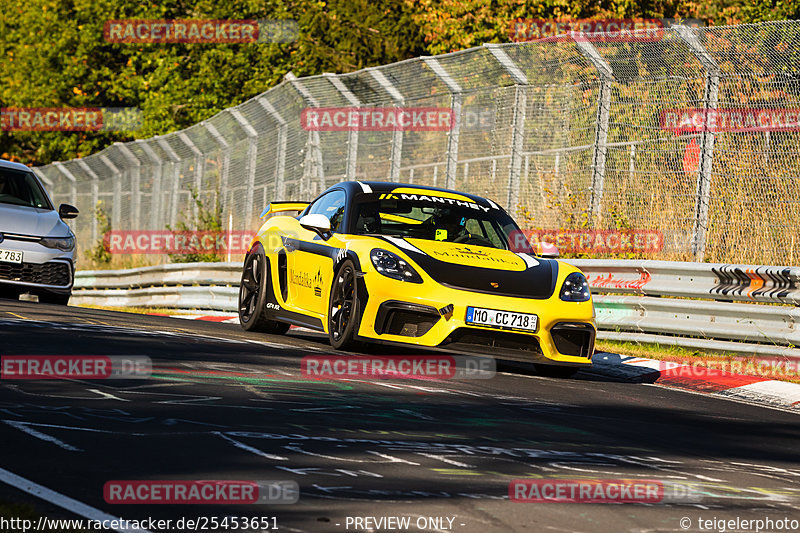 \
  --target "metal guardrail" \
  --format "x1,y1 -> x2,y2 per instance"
72,259 -> 800,357
73,263 -> 240,310
569,259 -> 800,305
569,259 -> 800,357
